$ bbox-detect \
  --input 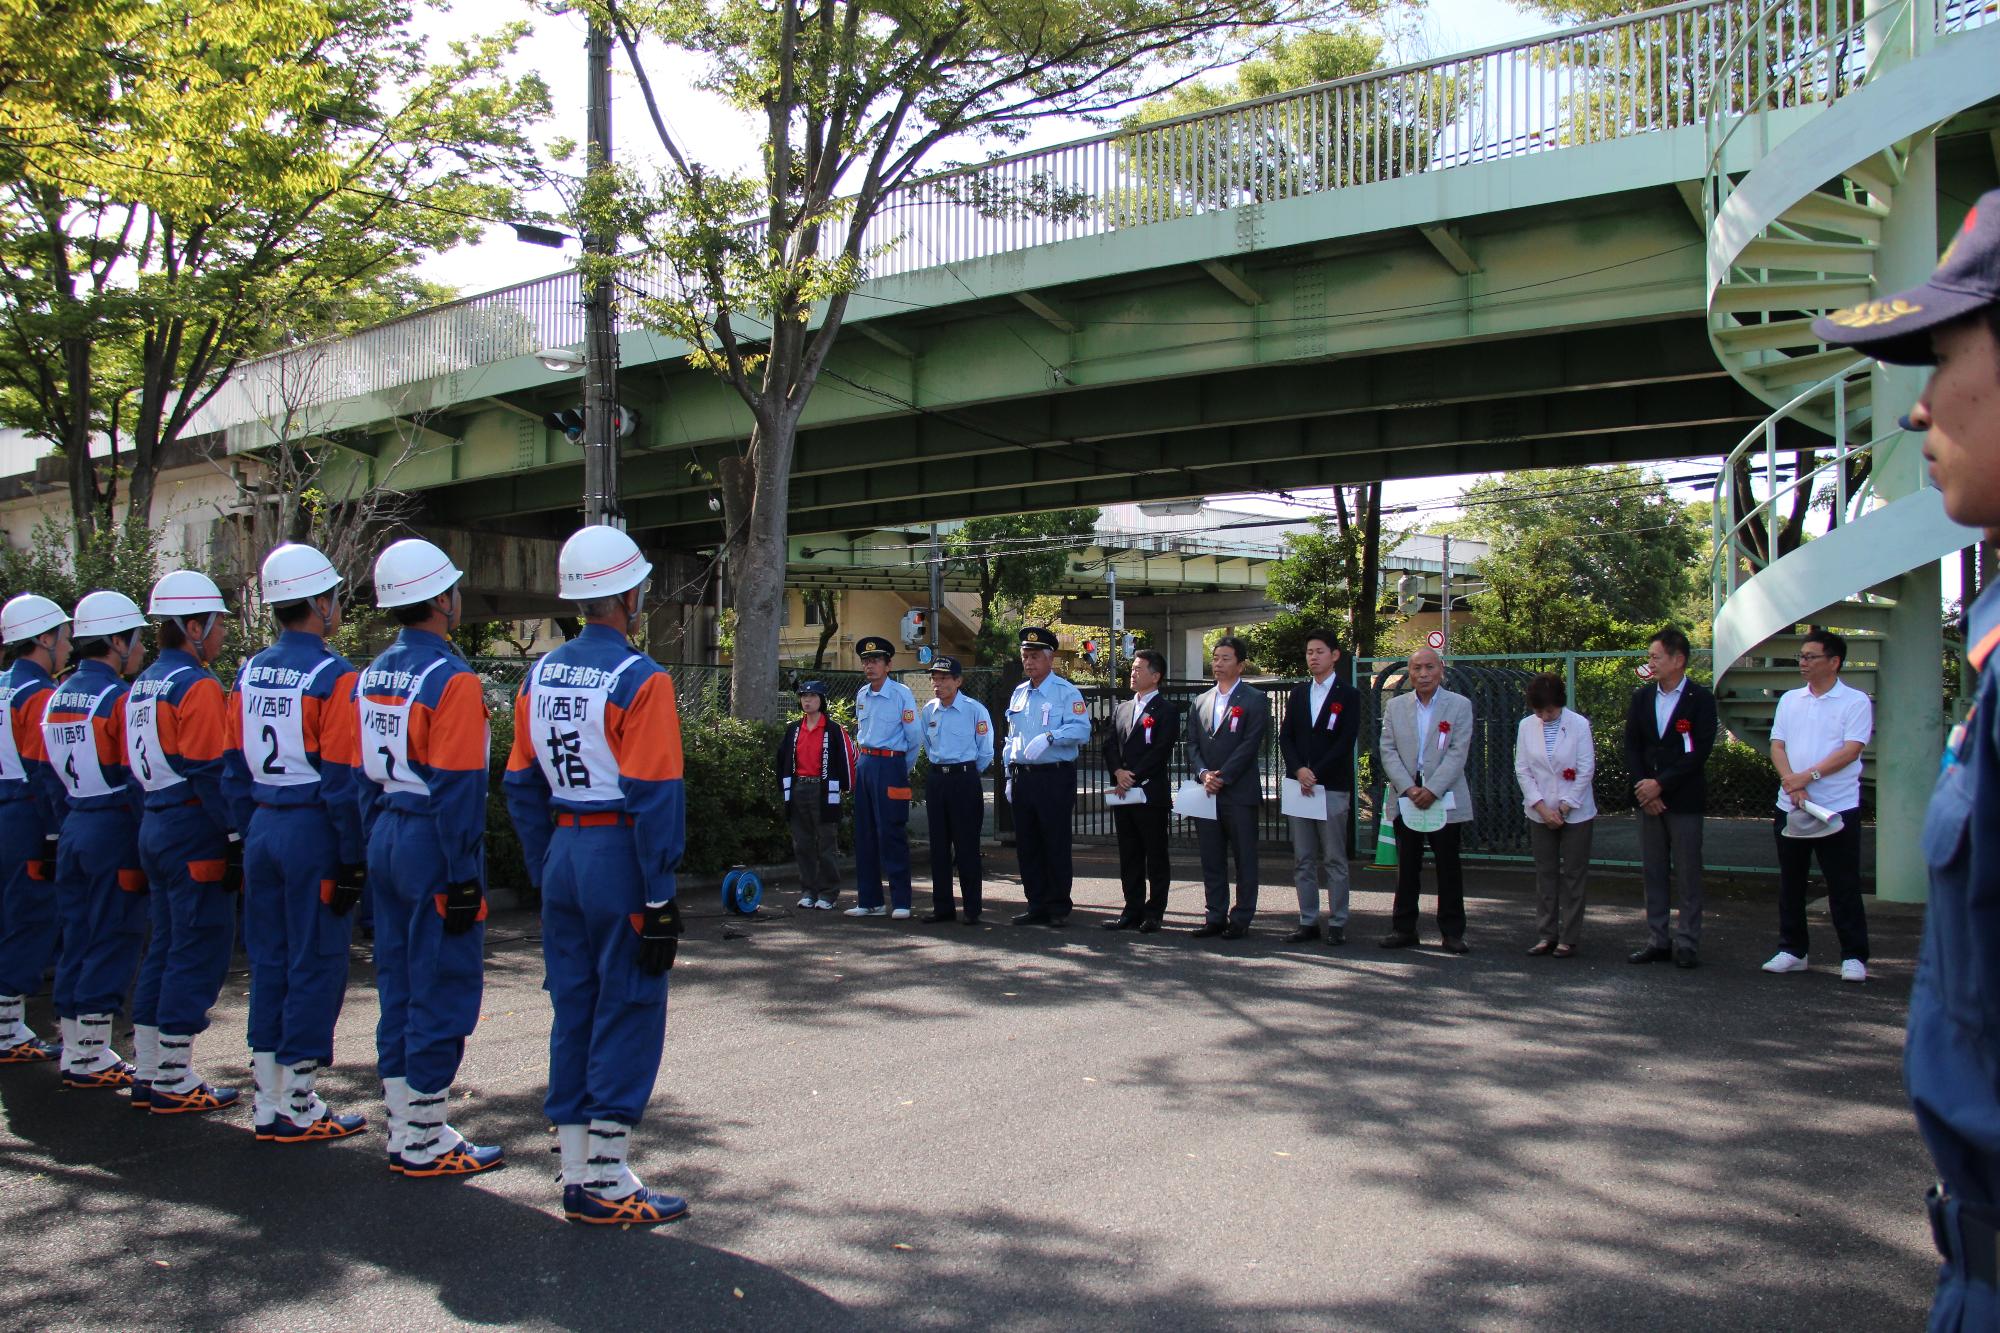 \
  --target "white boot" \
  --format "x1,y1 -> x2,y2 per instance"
75,1013 -> 121,1072
556,1123 -> 589,1188
155,1032 -> 195,1094
382,1075 -> 411,1160
58,1016 -> 80,1072
402,1086 -> 465,1167
0,994 -> 29,1046
280,1060 -> 328,1128
252,1051 -> 282,1125
132,1024 -> 161,1088
586,1119 -> 644,1200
